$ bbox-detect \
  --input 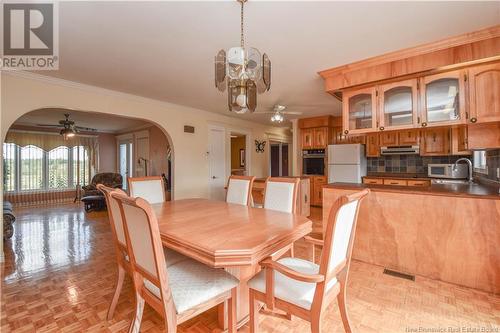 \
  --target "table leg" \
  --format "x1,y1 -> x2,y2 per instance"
218,265 -> 260,329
